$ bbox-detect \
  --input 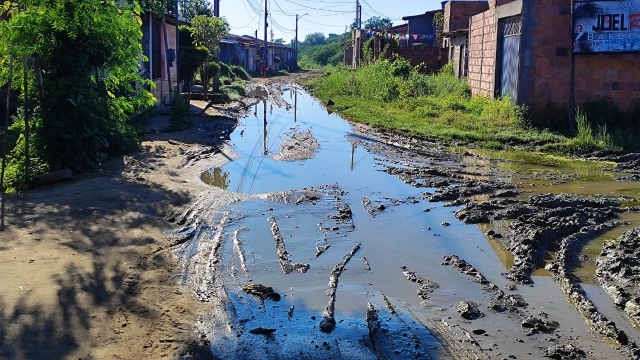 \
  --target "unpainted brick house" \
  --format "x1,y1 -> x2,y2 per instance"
446,0 -> 640,111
